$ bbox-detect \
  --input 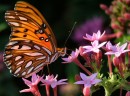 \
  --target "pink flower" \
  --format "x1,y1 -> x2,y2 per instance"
105,43 -> 130,57
20,73 -> 43,96
126,91 -> 130,96
62,48 -> 92,75
83,30 -> 105,42
105,41 -> 120,51
41,74 -> 68,88
83,40 -> 106,53
41,74 -> 68,96
74,73 -> 101,87
62,49 -> 79,63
